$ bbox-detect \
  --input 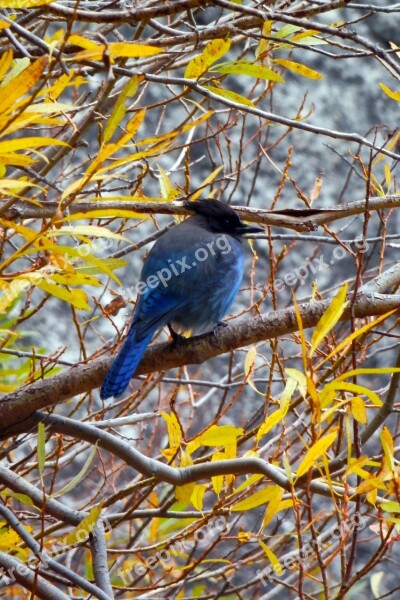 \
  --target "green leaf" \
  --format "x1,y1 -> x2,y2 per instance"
103,75 -> 143,143
212,61 -> 284,83
37,423 -> 45,476
50,444 -> 98,498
